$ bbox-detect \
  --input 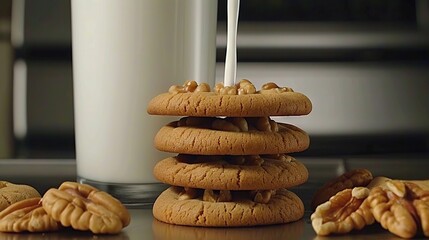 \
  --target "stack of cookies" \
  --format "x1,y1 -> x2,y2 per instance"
147,80 -> 312,227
